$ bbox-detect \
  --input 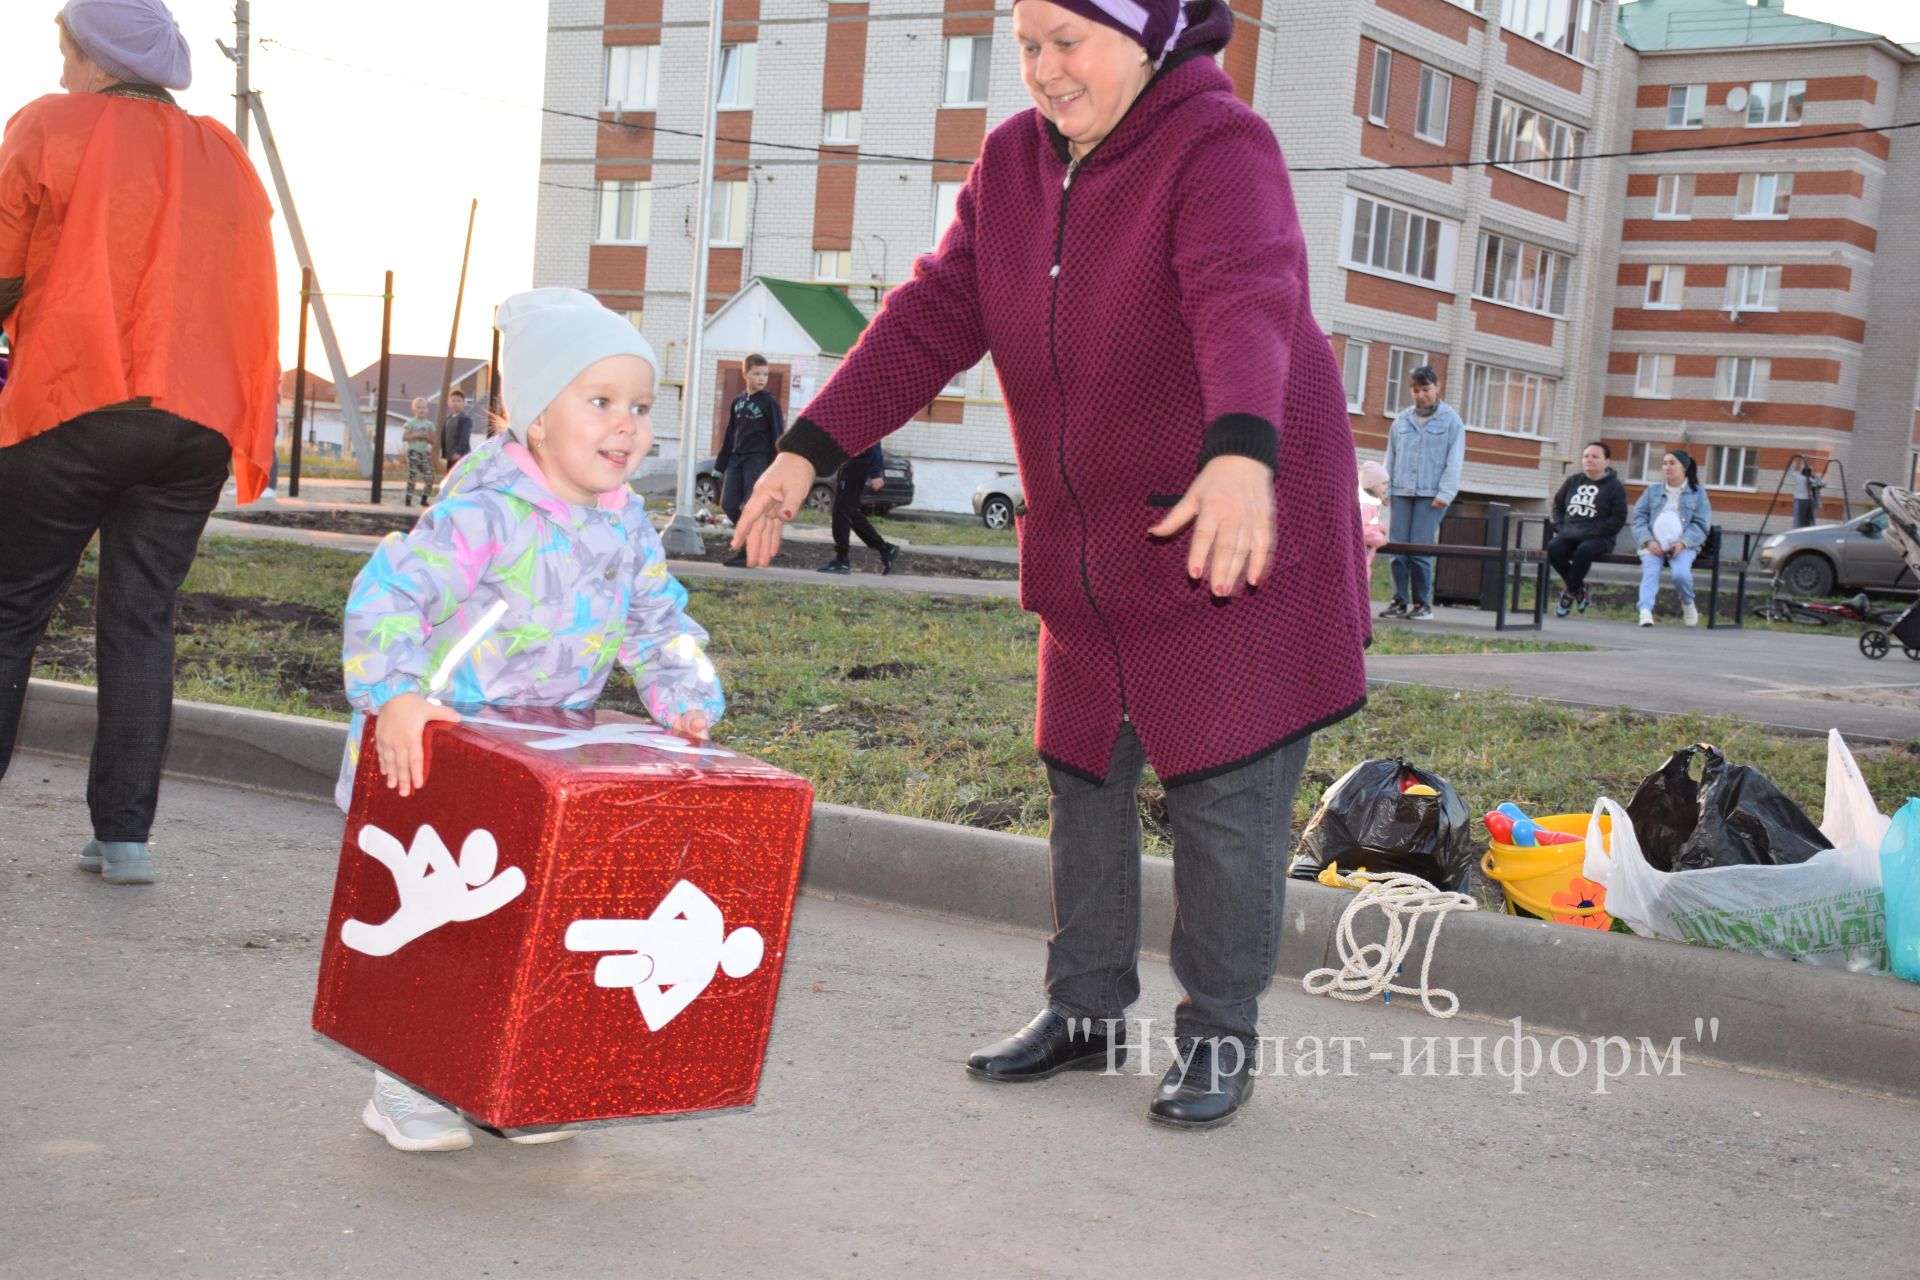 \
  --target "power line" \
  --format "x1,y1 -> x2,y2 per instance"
259,36 -> 1920,177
